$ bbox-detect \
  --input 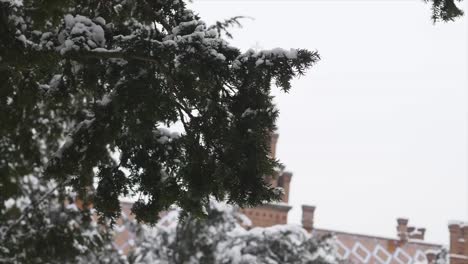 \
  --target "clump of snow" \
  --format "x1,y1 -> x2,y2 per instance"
24,175 -> 39,186
97,93 -> 113,106
171,20 -> 199,35
92,47 -> 122,53
231,59 -> 242,70
94,17 -> 106,26
66,203 -> 79,211
236,47 -> 300,67
13,195 -> 31,210
241,108 -> 257,118
54,136 -> 73,159
210,49 -> 226,61
4,198 -> 16,210
155,127 -> 181,144
257,48 -> 298,59
161,17 -> 234,71
0,0 -> 23,6
58,14 -> 107,55
162,39 -> 177,47
237,213 -> 252,227
449,220 -> 468,228
425,249 -> 440,255
48,74 -> 62,90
